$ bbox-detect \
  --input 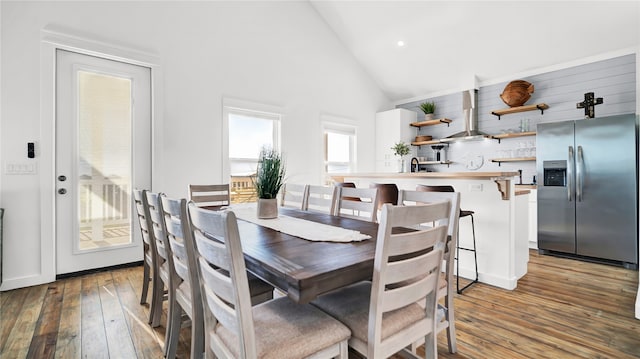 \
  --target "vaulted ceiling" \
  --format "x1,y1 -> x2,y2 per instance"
310,1 -> 640,102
